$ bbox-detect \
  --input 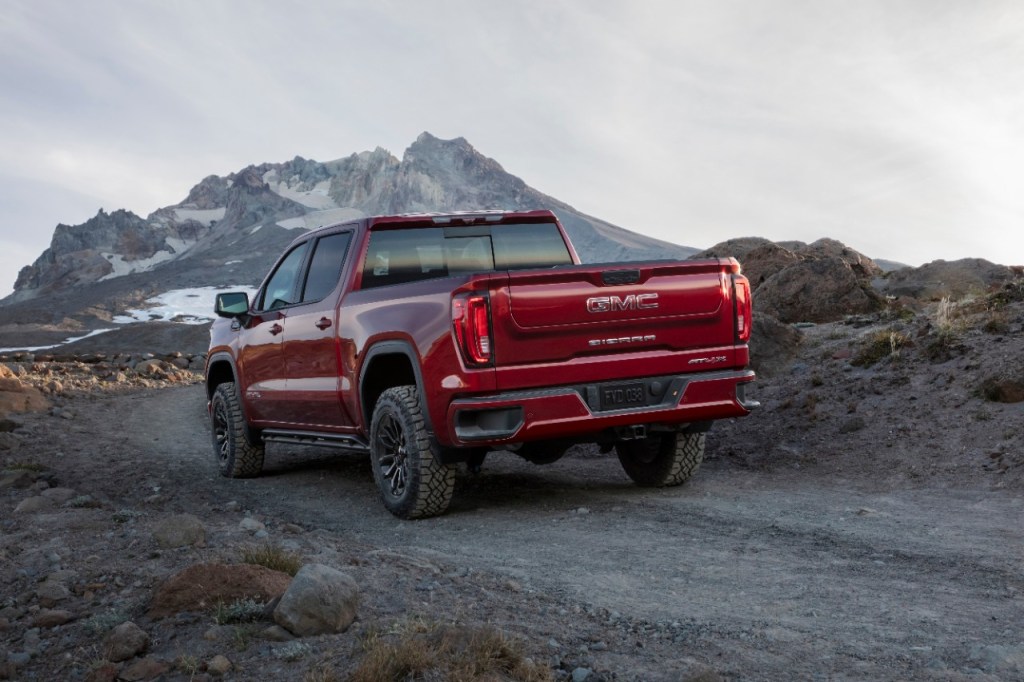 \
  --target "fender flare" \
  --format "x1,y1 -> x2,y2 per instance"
358,340 -> 434,435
